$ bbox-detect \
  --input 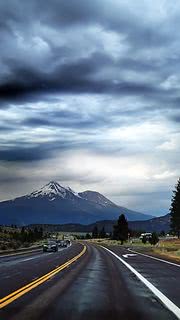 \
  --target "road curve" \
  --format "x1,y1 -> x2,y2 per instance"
0,242 -> 179,320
